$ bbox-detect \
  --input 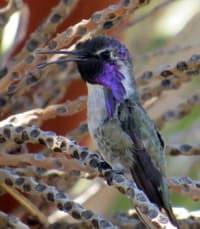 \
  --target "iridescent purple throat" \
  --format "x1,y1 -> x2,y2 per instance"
95,63 -> 126,118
